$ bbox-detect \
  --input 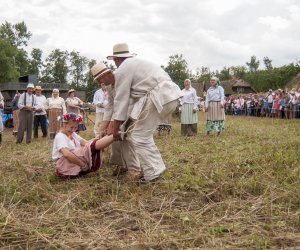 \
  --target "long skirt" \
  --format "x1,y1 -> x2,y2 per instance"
206,101 -> 225,133
49,108 -> 62,136
13,110 -> 20,133
56,139 -> 102,177
181,103 -> 198,136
